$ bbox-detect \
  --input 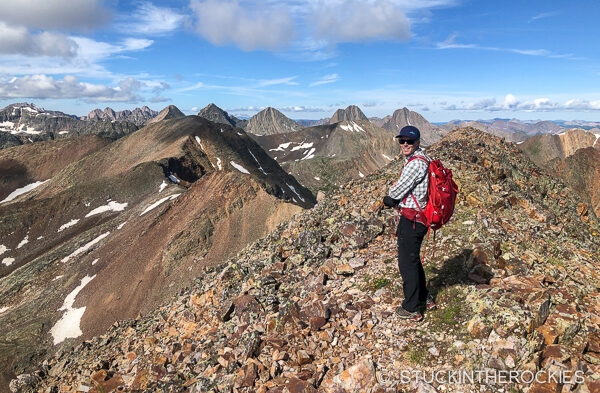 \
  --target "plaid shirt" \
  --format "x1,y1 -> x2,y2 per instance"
389,148 -> 430,210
